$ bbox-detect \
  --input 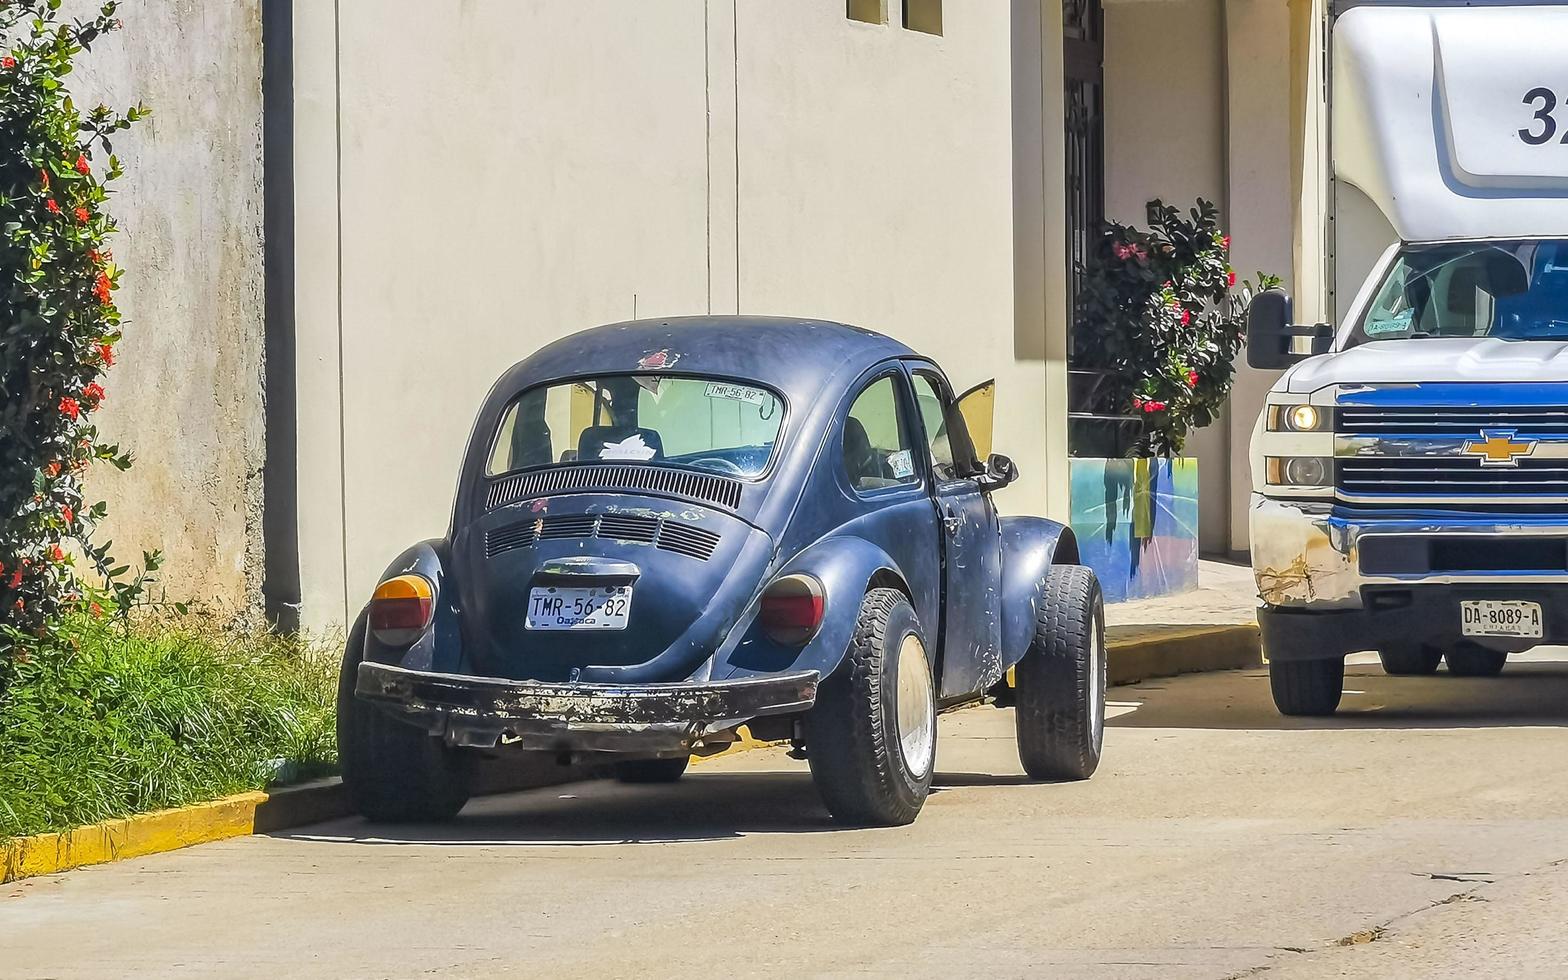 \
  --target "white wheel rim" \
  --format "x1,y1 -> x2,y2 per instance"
896,633 -> 936,779
1089,608 -> 1105,748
